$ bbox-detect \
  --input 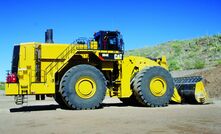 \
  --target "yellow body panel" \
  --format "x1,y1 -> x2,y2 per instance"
18,43 -> 36,82
30,83 -> 55,94
5,43 -> 69,95
5,83 -> 19,95
41,43 -> 69,59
